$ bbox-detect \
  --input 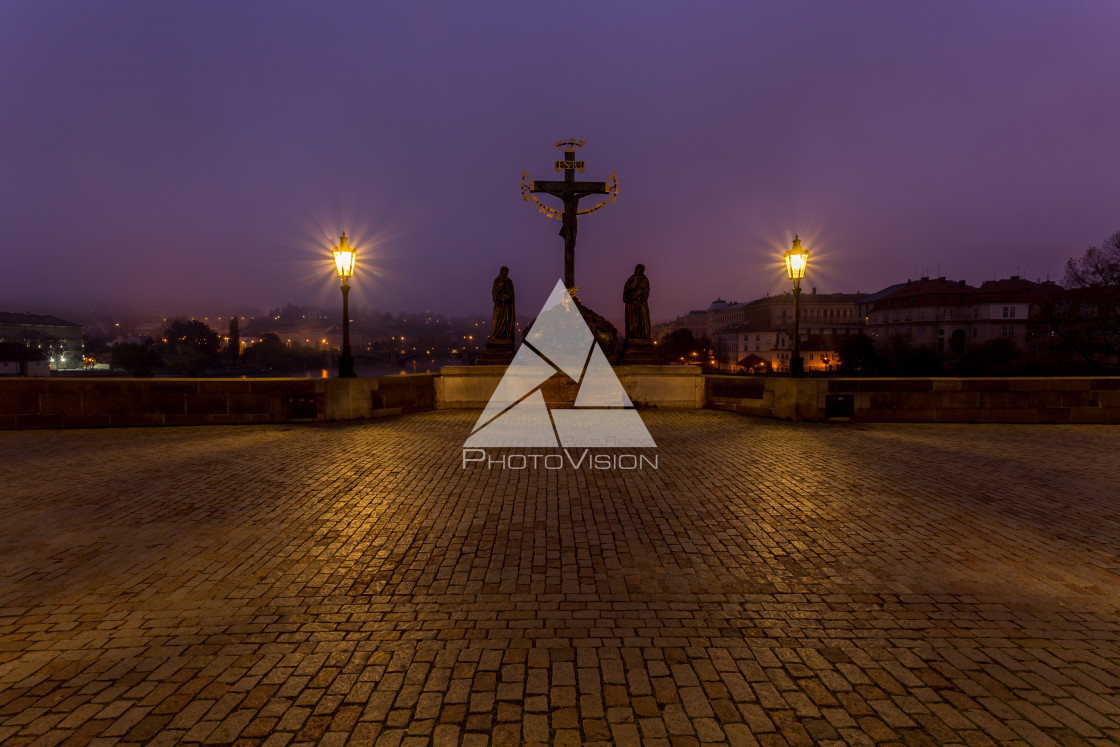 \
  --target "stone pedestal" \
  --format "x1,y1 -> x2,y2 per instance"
437,364 -> 703,409
477,338 -> 514,365
617,338 -> 660,365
